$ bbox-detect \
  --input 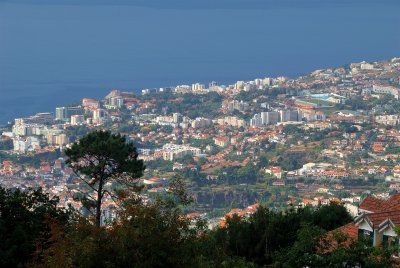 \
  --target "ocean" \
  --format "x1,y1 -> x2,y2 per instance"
0,0 -> 399,123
